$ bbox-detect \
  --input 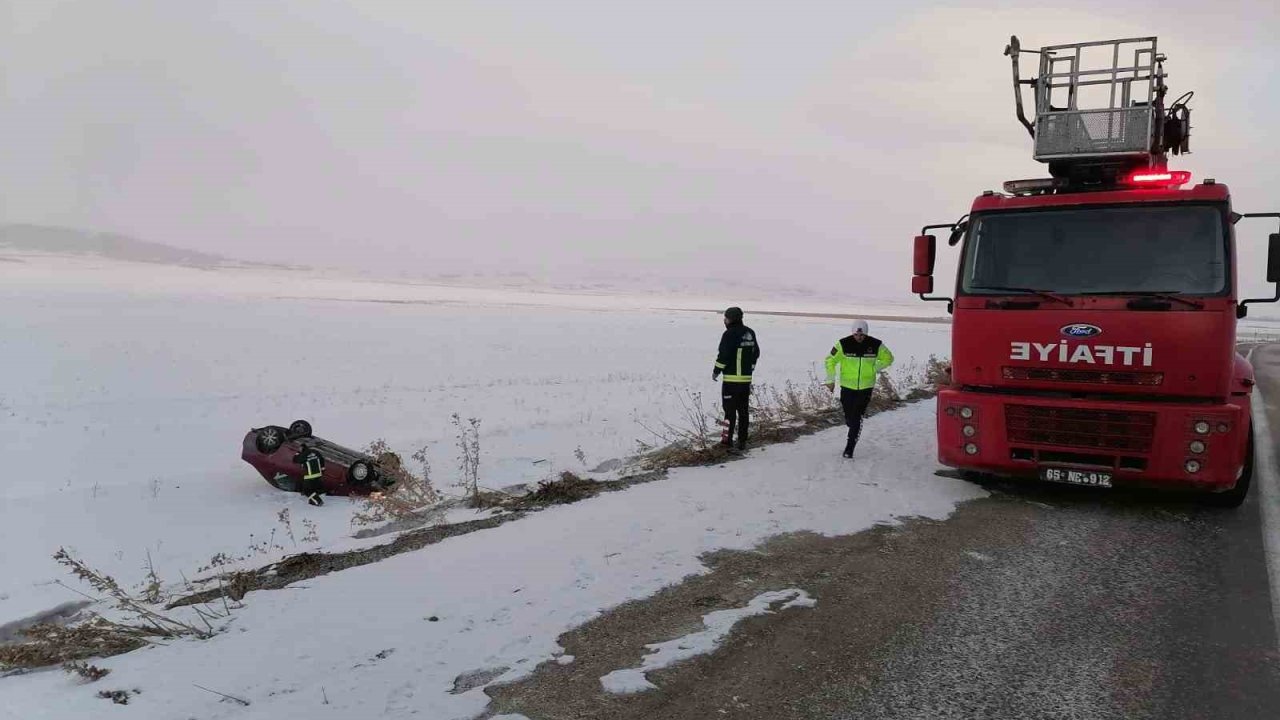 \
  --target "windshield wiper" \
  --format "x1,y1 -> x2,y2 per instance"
1077,290 -> 1205,309
968,285 -> 1074,306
